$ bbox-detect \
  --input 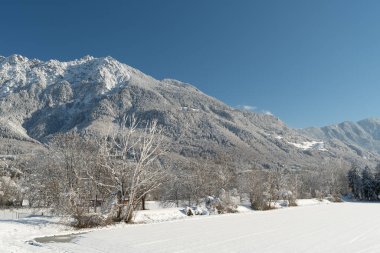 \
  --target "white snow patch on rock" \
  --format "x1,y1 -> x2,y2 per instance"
0,55 -> 131,97
288,140 -> 327,151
